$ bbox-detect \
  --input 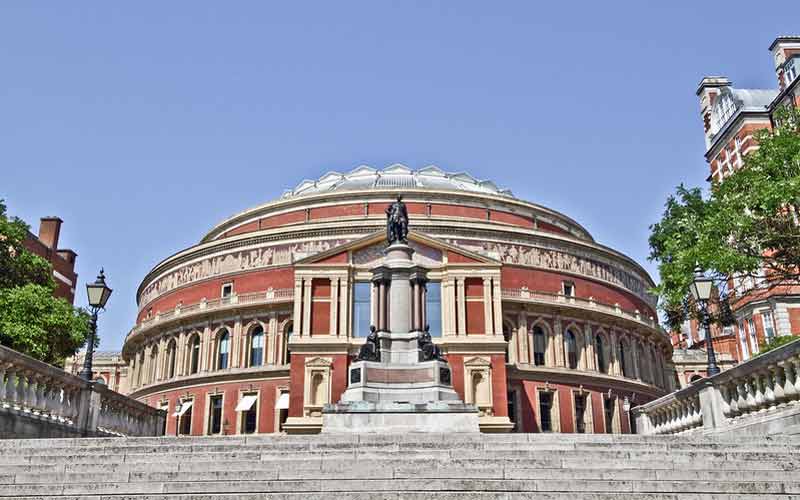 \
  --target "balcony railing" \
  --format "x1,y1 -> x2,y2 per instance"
634,338 -> 800,435
0,344 -> 164,437
129,288 -> 294,340
501,287 -> 662,332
